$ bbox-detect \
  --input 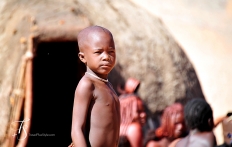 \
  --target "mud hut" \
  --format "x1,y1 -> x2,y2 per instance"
0,0 -> 204,146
